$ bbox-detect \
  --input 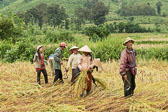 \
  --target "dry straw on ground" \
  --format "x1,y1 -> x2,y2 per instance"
0,60 -> 168,112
